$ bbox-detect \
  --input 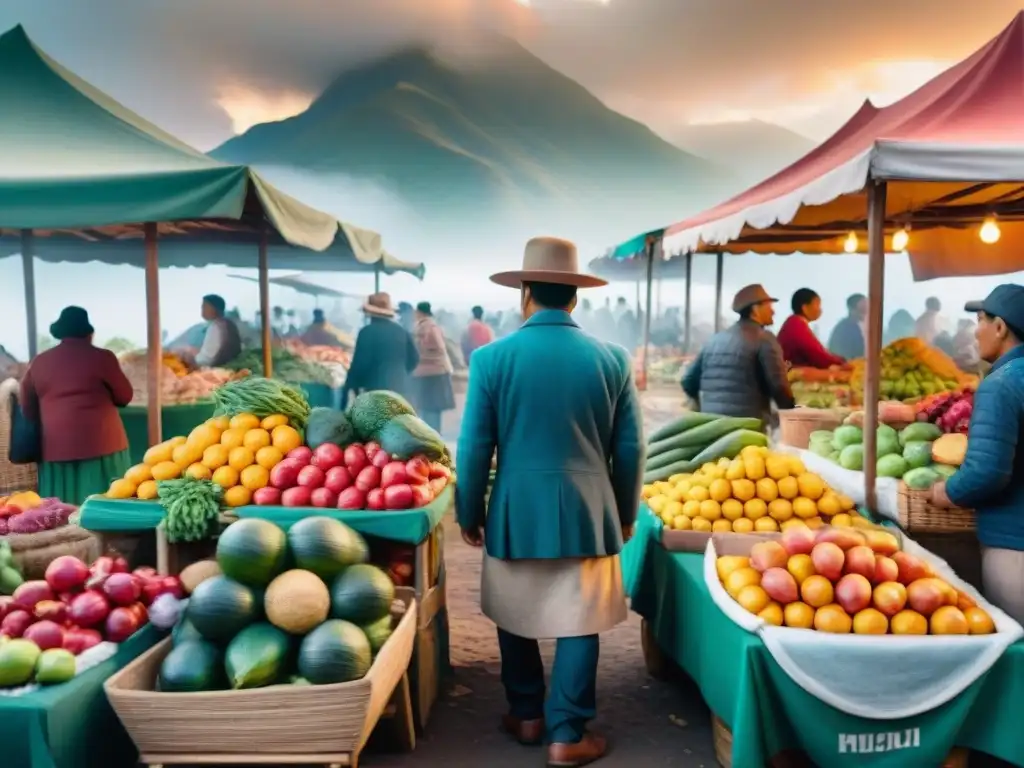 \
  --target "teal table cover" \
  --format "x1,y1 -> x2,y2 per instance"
0,625 -> 163,768
119,403 -> 216,465
78,497 -> 166,532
